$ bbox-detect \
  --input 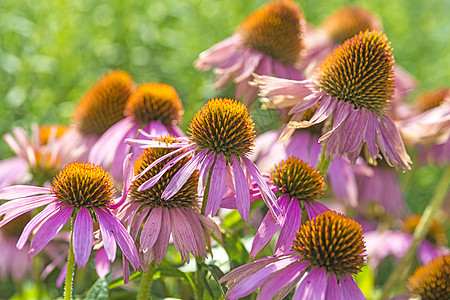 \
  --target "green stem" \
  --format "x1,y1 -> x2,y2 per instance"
64,221 -> 75,300
316,142 -> 331,176
195,258 -> 204,300
380,165 -> 450,300
137,263 -> 157,300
